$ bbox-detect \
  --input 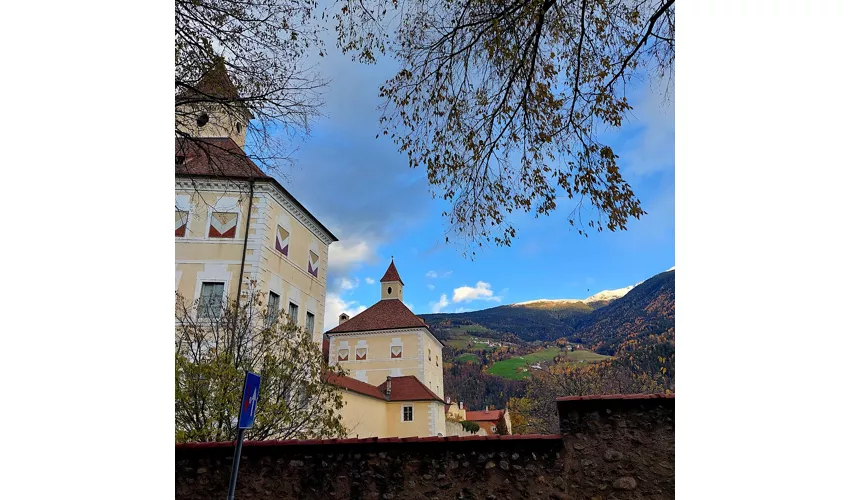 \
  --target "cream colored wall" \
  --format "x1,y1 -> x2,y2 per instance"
254,191 -> 329,343
328,329 -> 446,398
176,103 -> 248,148
175,182 -> 330,343
384,401 -> 440,438
339,393 -> 445,438
380,280 -> 403,301
339,391 -> 389,439
421,334 -> 445,398
446,403 -> 466,421
330,331 -> 423,386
